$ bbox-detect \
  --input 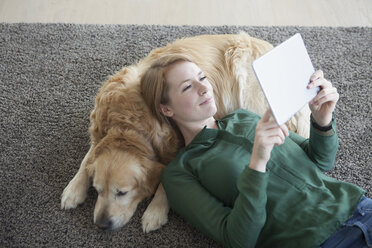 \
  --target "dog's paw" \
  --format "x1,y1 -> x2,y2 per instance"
141,205 -> 168,233
61,177 -> 88,210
